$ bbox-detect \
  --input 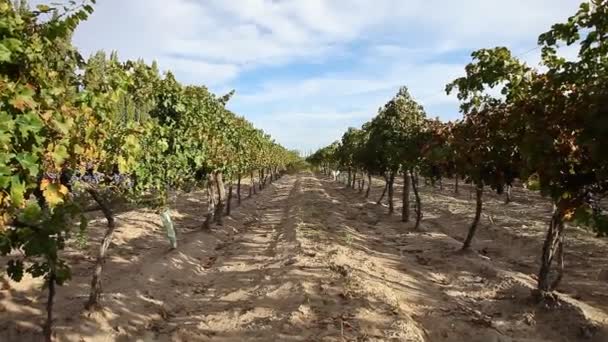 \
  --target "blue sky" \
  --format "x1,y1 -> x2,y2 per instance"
61,0 -> 581,152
